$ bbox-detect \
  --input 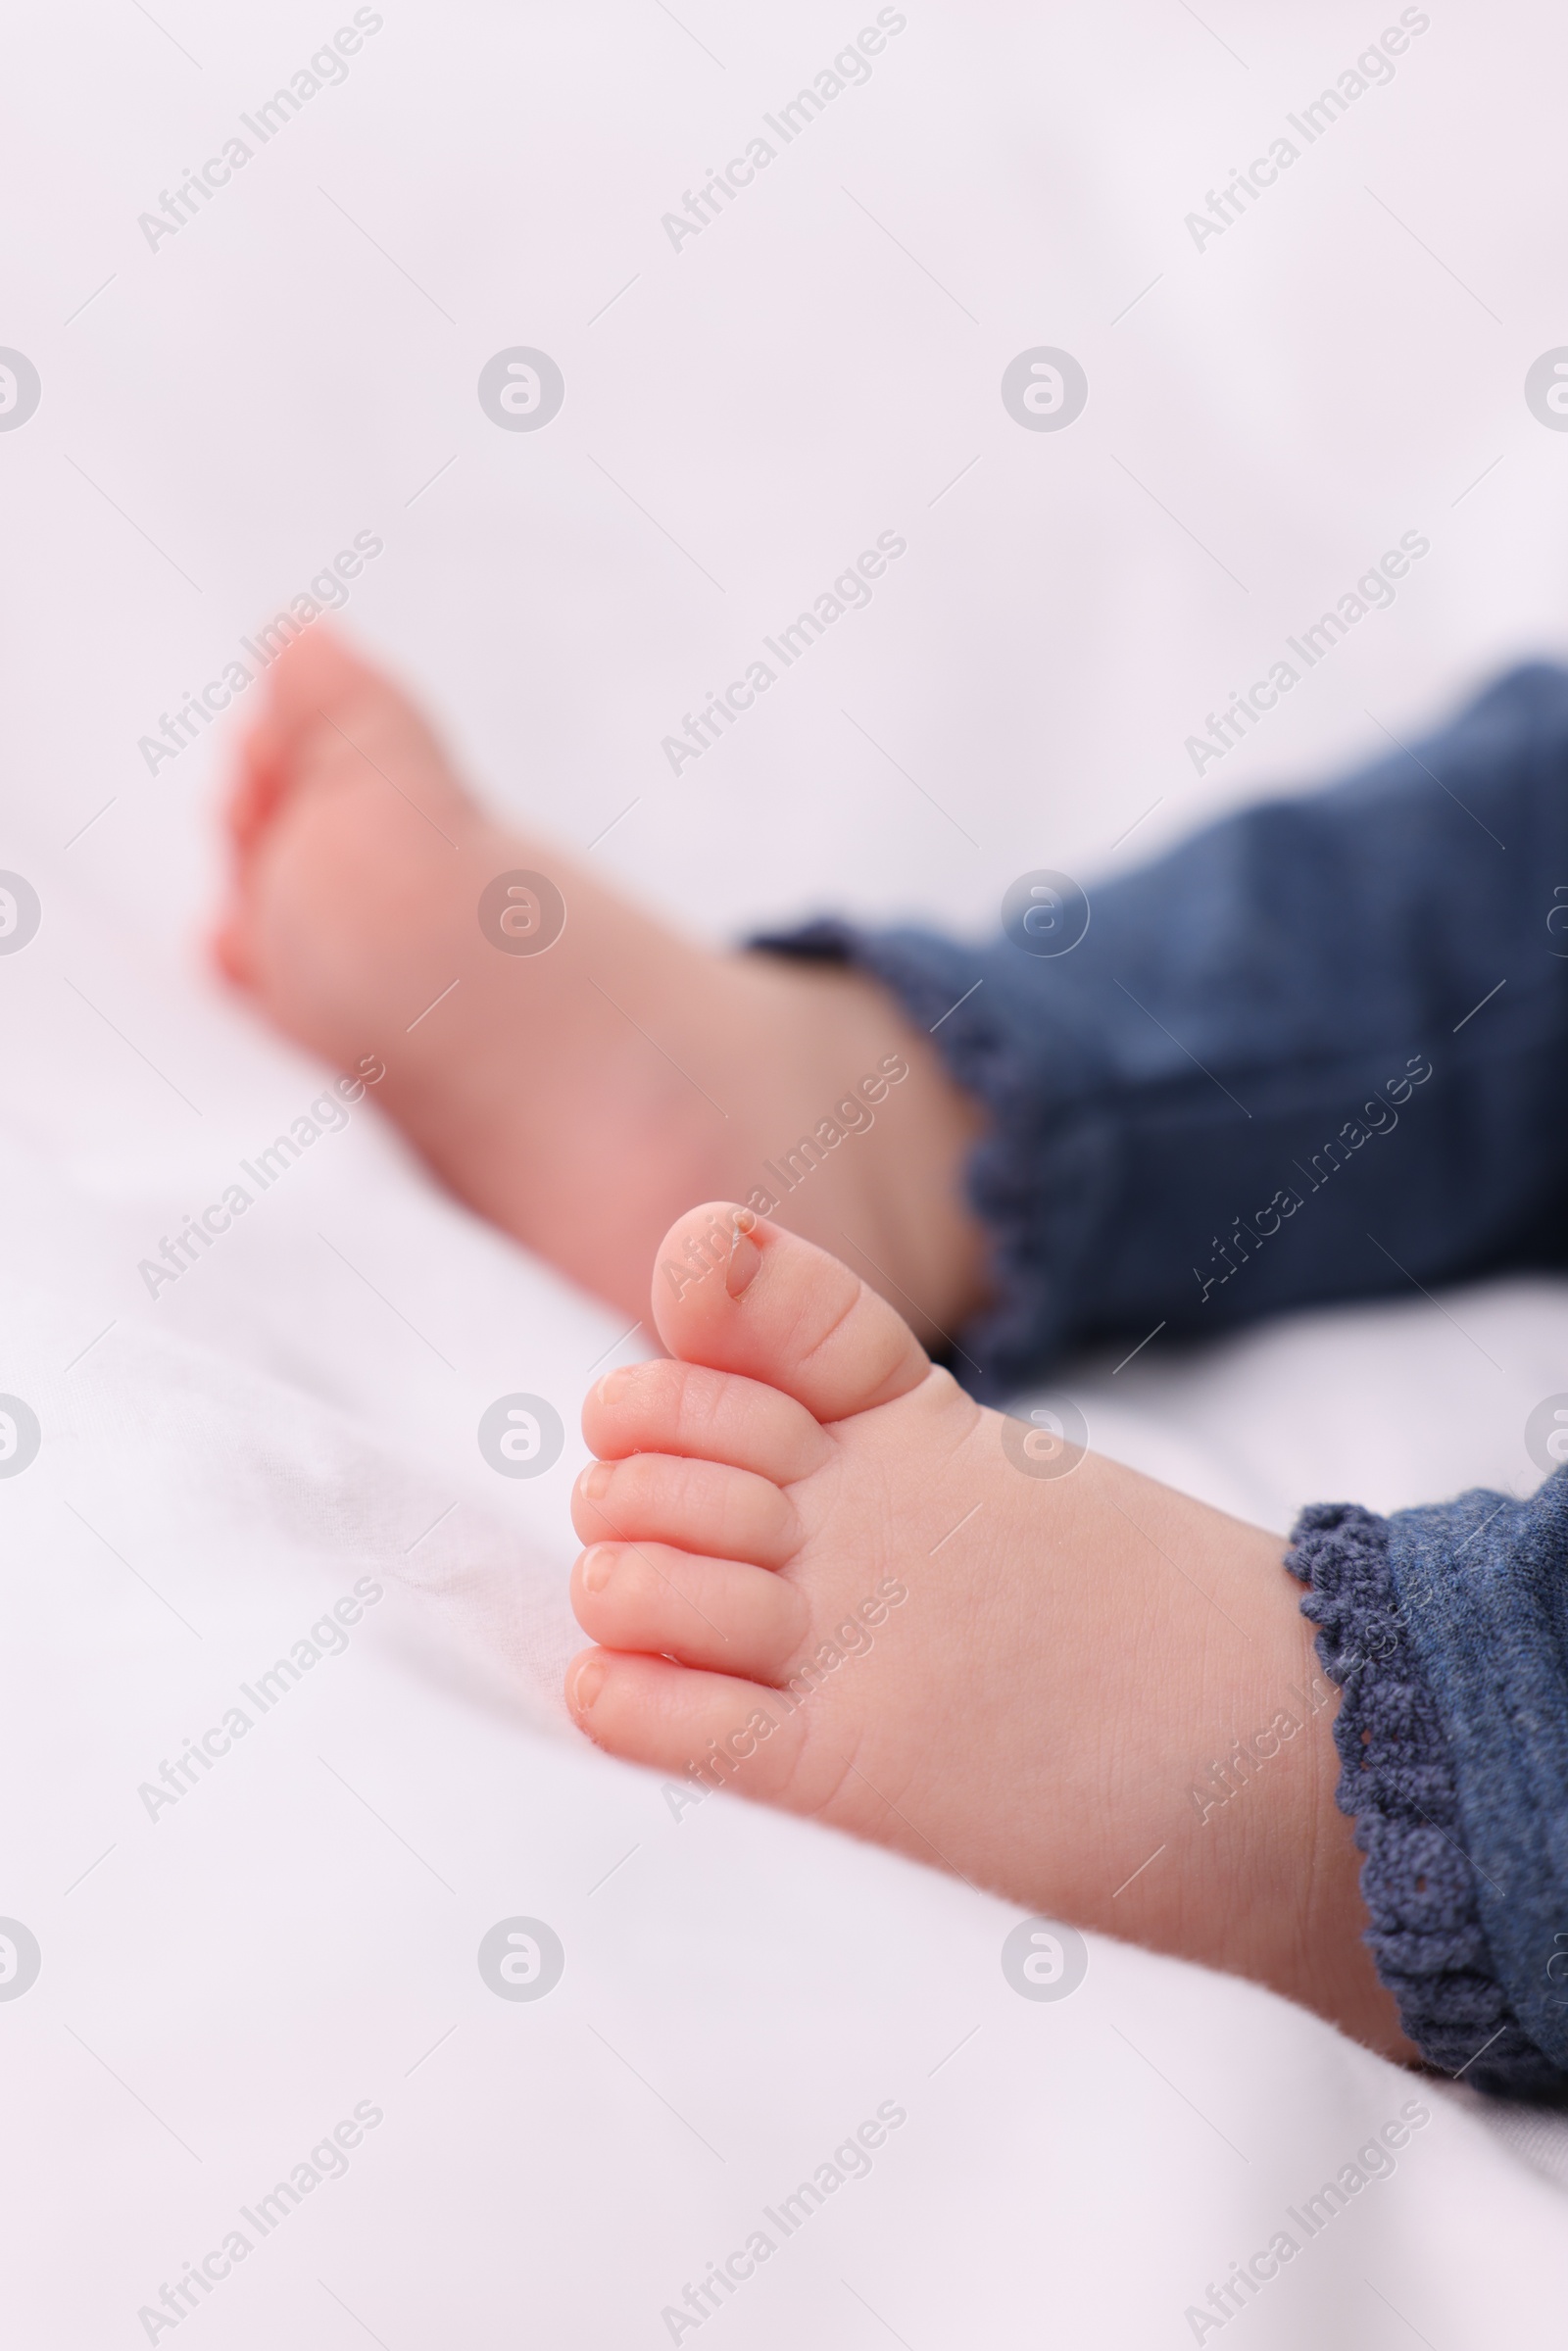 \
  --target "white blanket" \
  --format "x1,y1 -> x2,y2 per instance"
5,1 -> 1567,2340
